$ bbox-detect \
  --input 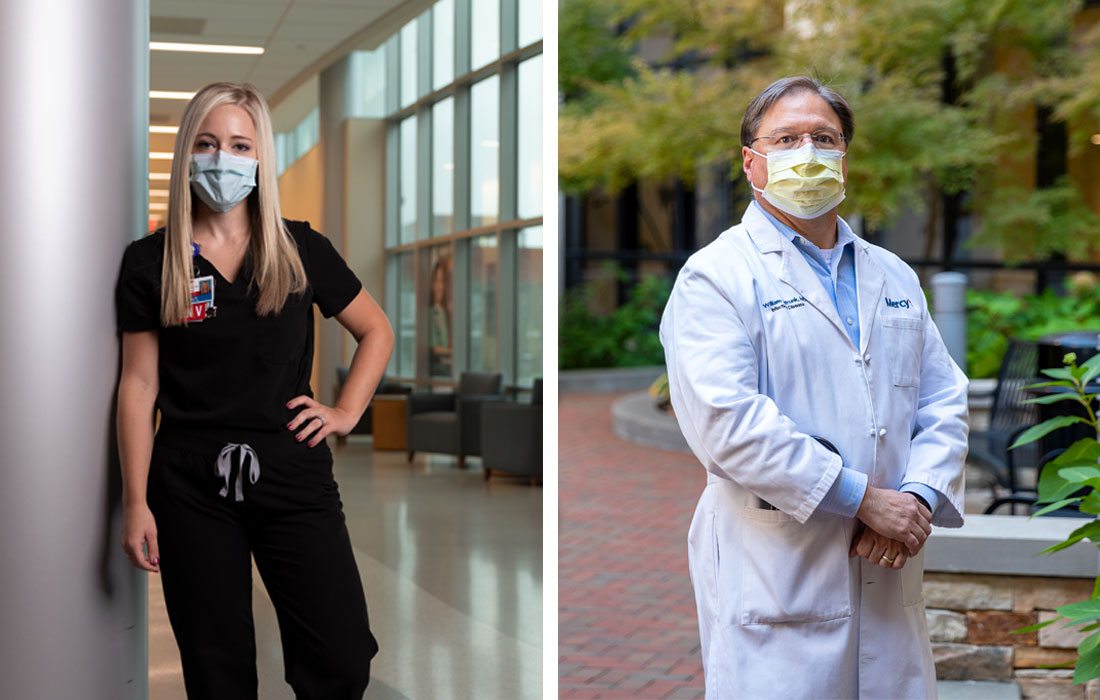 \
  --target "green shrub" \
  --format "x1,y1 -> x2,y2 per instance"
559,267 -> 1100,377
968,276 -> 1100,379
559,266 -> 671,369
